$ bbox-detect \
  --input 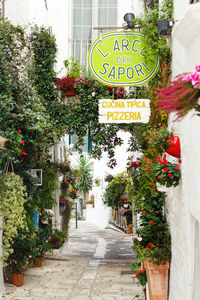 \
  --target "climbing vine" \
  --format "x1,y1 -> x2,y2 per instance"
0,173 -> 27,261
